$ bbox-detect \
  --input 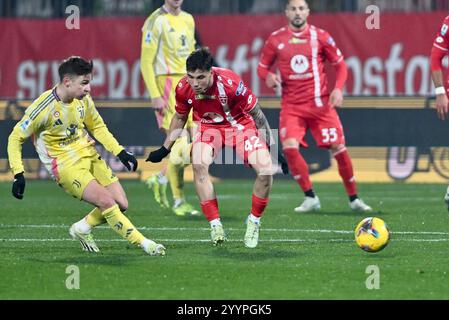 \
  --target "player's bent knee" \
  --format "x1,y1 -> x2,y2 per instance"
249,150 -> 273,175
96,193 -> 117,211
99,199 -> 117,211
116,199 -> 128,212
115,195 -> 128,211
331,144 -> 346,154
192,164 -> 209,181
192,163 -> 207,173
282,138 -> 299,149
